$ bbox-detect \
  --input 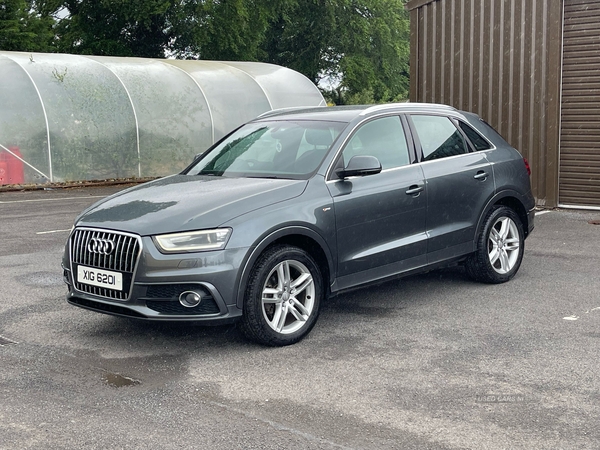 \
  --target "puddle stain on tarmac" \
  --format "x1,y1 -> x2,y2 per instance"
15,271 -> 64,287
